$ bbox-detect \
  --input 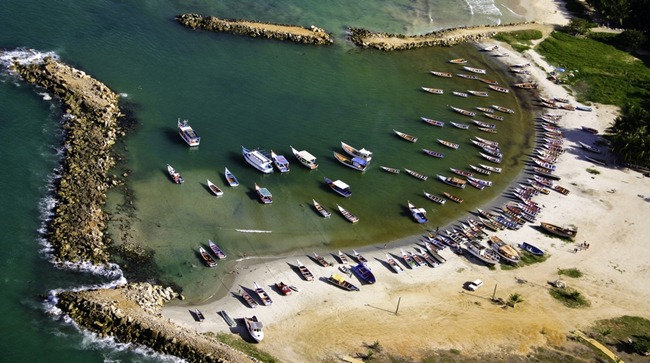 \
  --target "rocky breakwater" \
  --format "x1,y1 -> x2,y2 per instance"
11,57 -> 123,265
56,283 -> 254,363
176,13 -> 333,45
